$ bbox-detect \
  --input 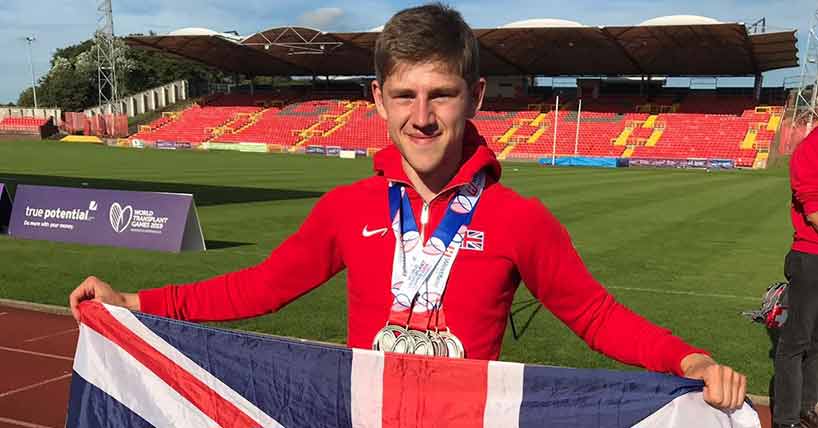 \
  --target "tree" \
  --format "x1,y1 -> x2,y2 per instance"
17,88 -> 34,107
16,37 -> 224,111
